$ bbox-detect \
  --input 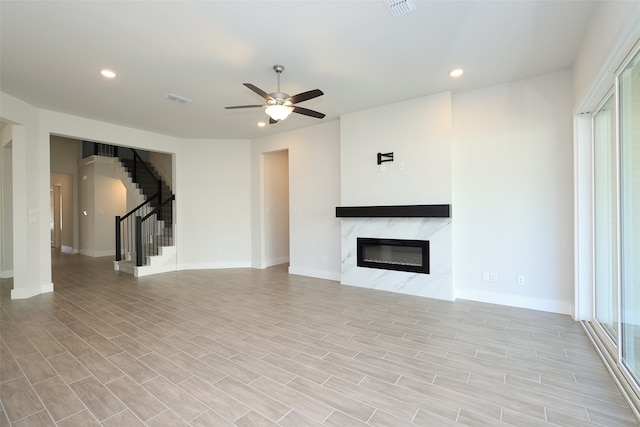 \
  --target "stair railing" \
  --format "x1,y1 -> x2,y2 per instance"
134,195 -> 175,267
115,194 -> 160,263
103,141 -> 174,267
